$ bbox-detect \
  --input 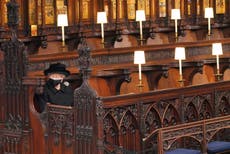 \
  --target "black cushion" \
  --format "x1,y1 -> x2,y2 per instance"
165,148 -> 201,154
208,141 -> 230,154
